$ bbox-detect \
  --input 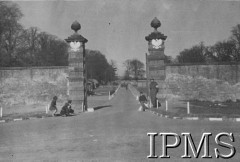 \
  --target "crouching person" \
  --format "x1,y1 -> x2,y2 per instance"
138,92 -> 148,111
60,100 -> 74,116
49,96 -> 58,116
68,100 -> 74,114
